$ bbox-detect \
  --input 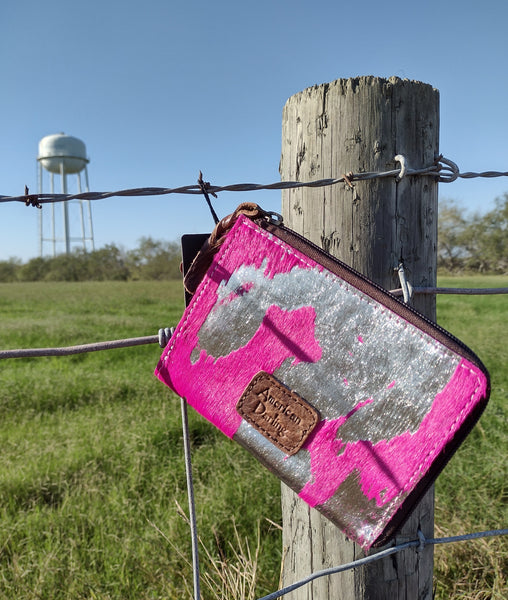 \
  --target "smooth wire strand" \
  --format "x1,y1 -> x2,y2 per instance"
0,335 -> 160,359
1,287 -> 507,361
4,155 -> 508,206
390,286 -> 508,297
181,397 -> 201,600
257,528 -> 508,600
